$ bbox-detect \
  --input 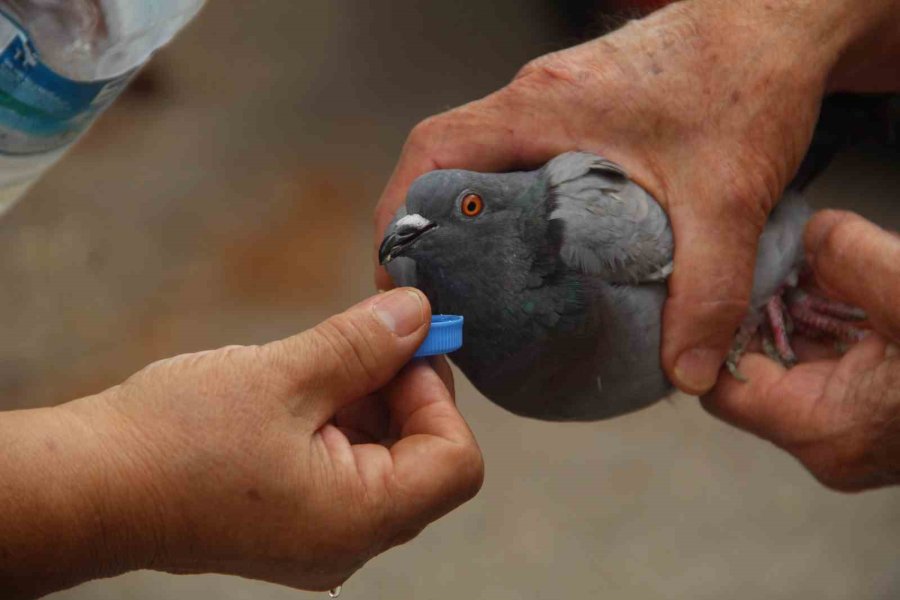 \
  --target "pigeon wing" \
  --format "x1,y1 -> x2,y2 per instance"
545,152 -> 674,284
